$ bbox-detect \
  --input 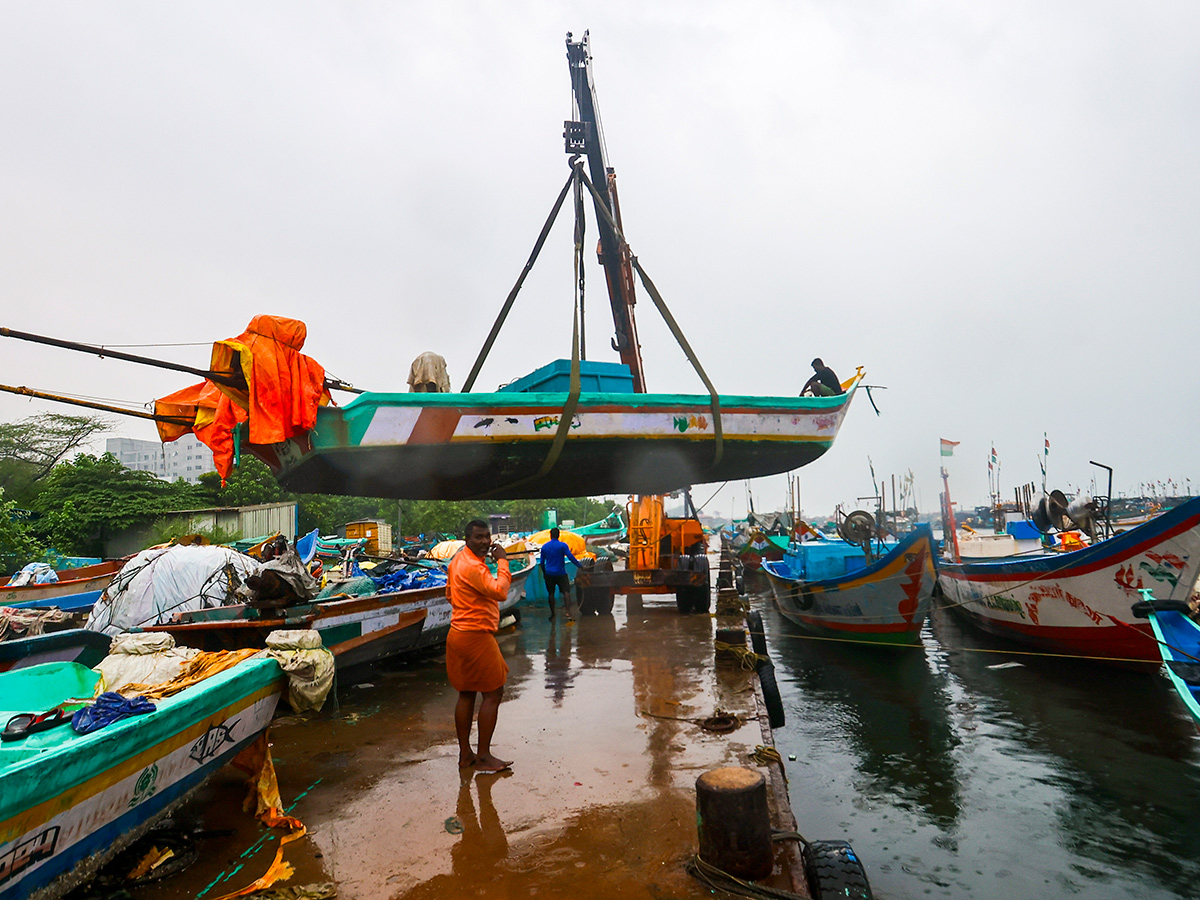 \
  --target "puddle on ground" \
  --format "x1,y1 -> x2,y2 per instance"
127,597 -> 787,900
